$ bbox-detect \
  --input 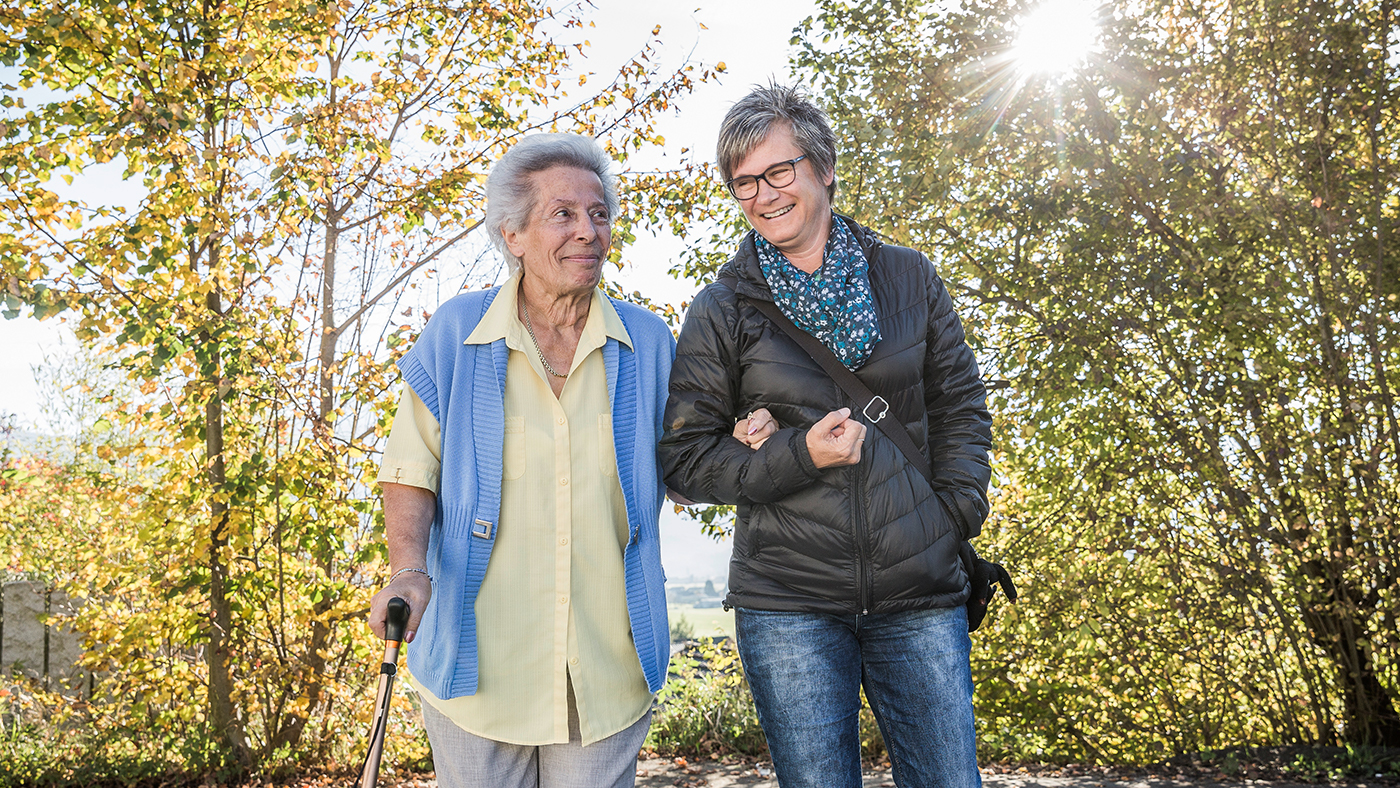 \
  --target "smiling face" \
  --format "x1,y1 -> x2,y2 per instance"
504,165 -> 612,298
730,123 -> 834,260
